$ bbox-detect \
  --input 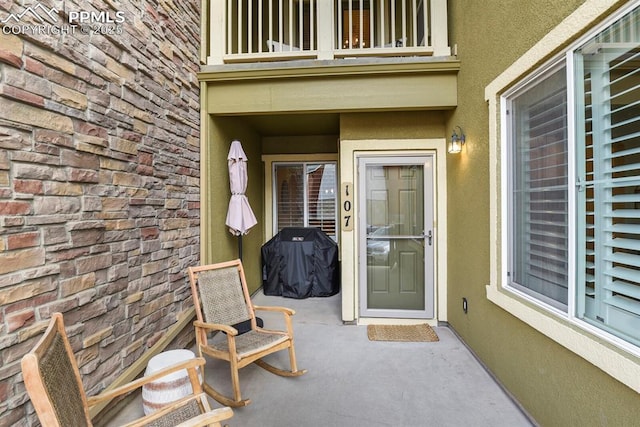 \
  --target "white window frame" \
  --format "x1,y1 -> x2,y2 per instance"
272,161 -> 338,236
262,154 -> 339,242
486,0 -> 640,393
